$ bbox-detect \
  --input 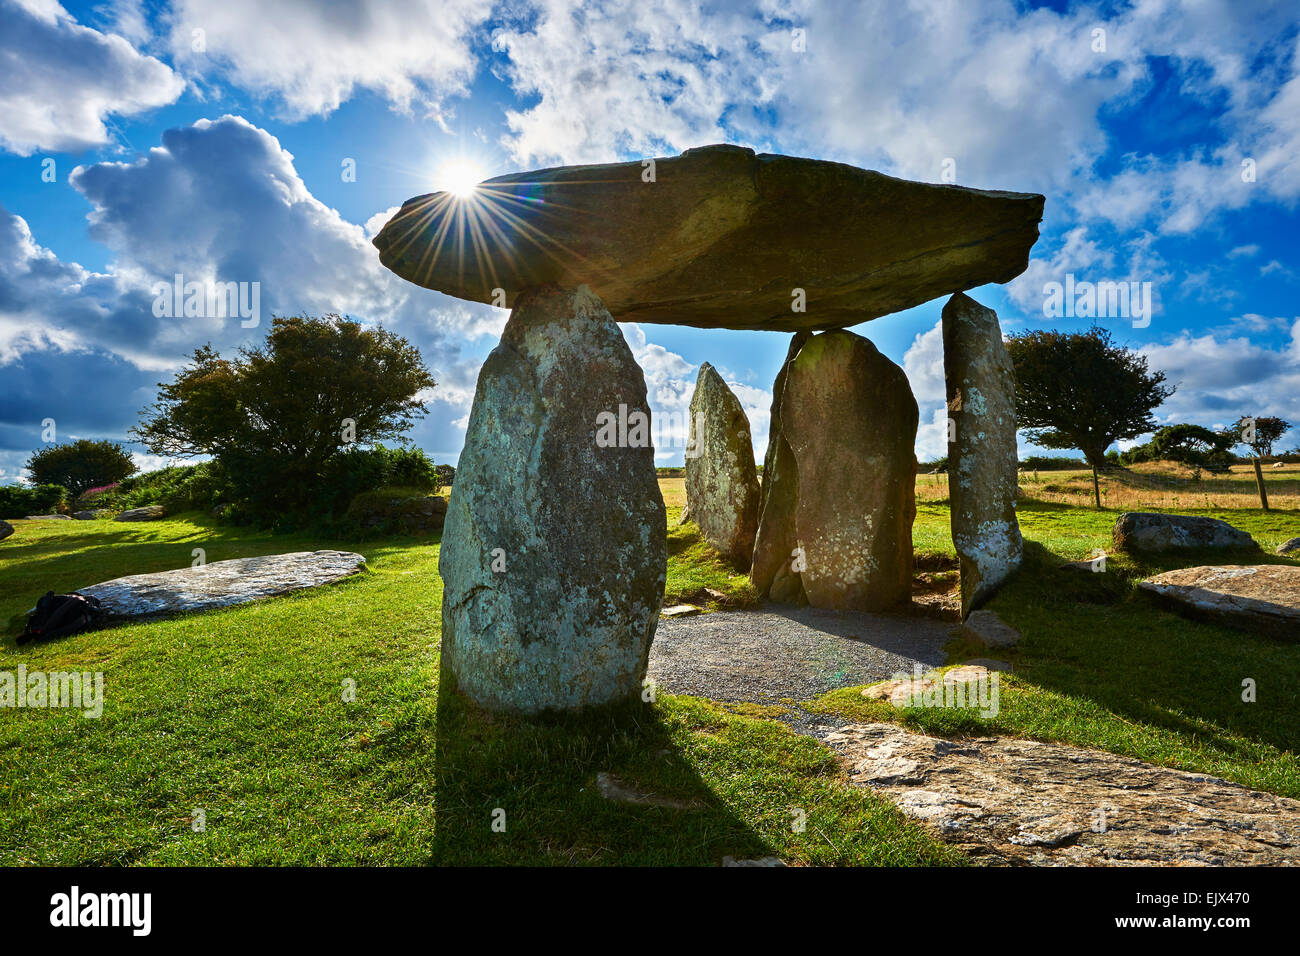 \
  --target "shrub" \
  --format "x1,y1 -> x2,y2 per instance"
1019,456 -> 1088,471
0,484 -> 69,518
316,446 -> 438,519
344,485 -> 446,535
111,463 -> 230,513
25,440 -> 137,496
